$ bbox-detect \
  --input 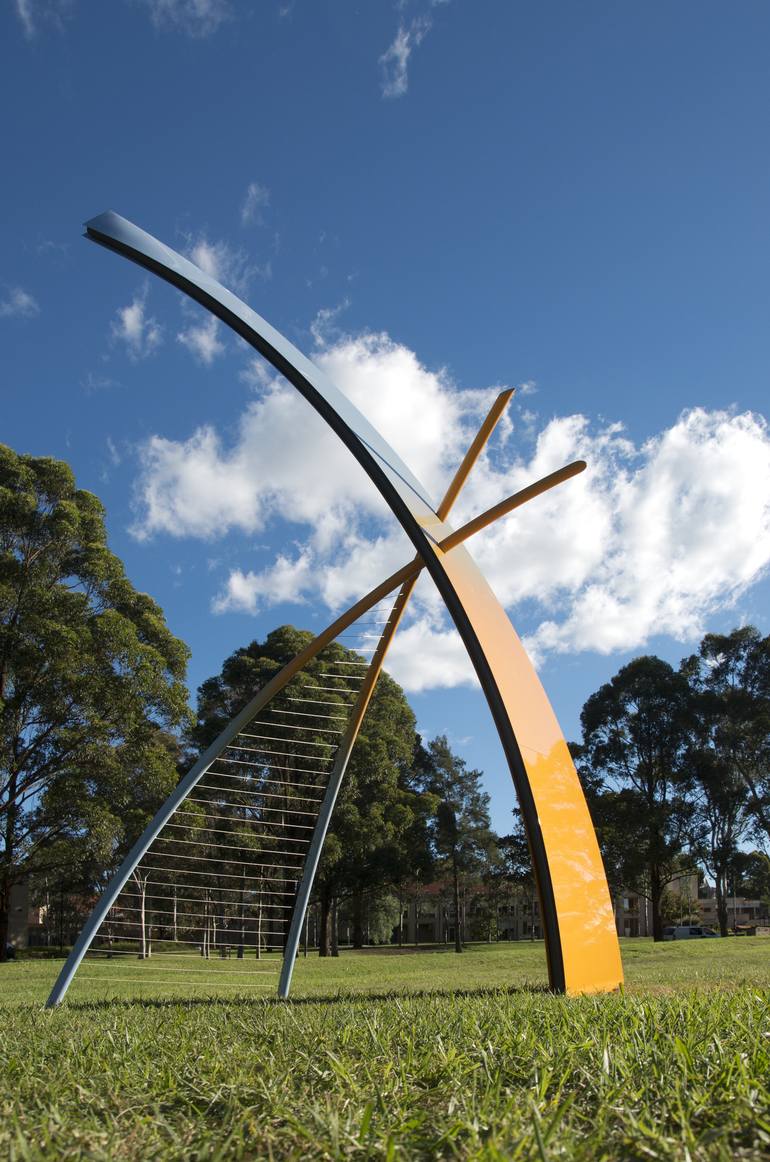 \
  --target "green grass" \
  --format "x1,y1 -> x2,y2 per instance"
1,940 -> 769,1159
